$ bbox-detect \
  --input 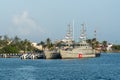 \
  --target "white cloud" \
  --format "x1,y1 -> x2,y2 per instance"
13,11 -> 36,27
12,11 -> 46,41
